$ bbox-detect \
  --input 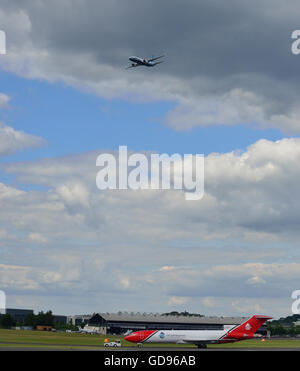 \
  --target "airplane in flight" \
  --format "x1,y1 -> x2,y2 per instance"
126,55 -> 165,69
124,315 -> 272,348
